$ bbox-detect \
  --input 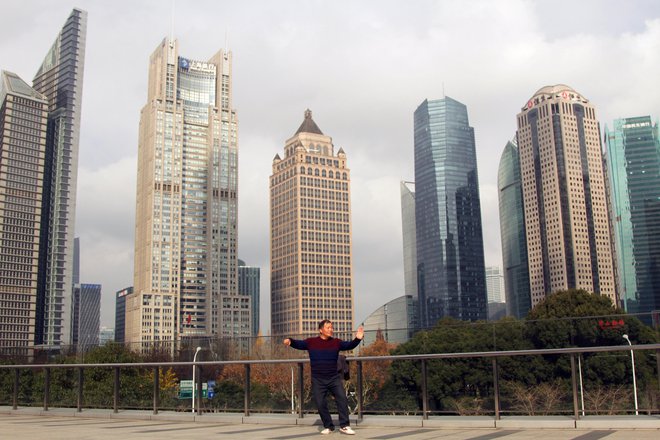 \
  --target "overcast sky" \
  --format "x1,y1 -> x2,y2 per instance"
1,0 -> 659,331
